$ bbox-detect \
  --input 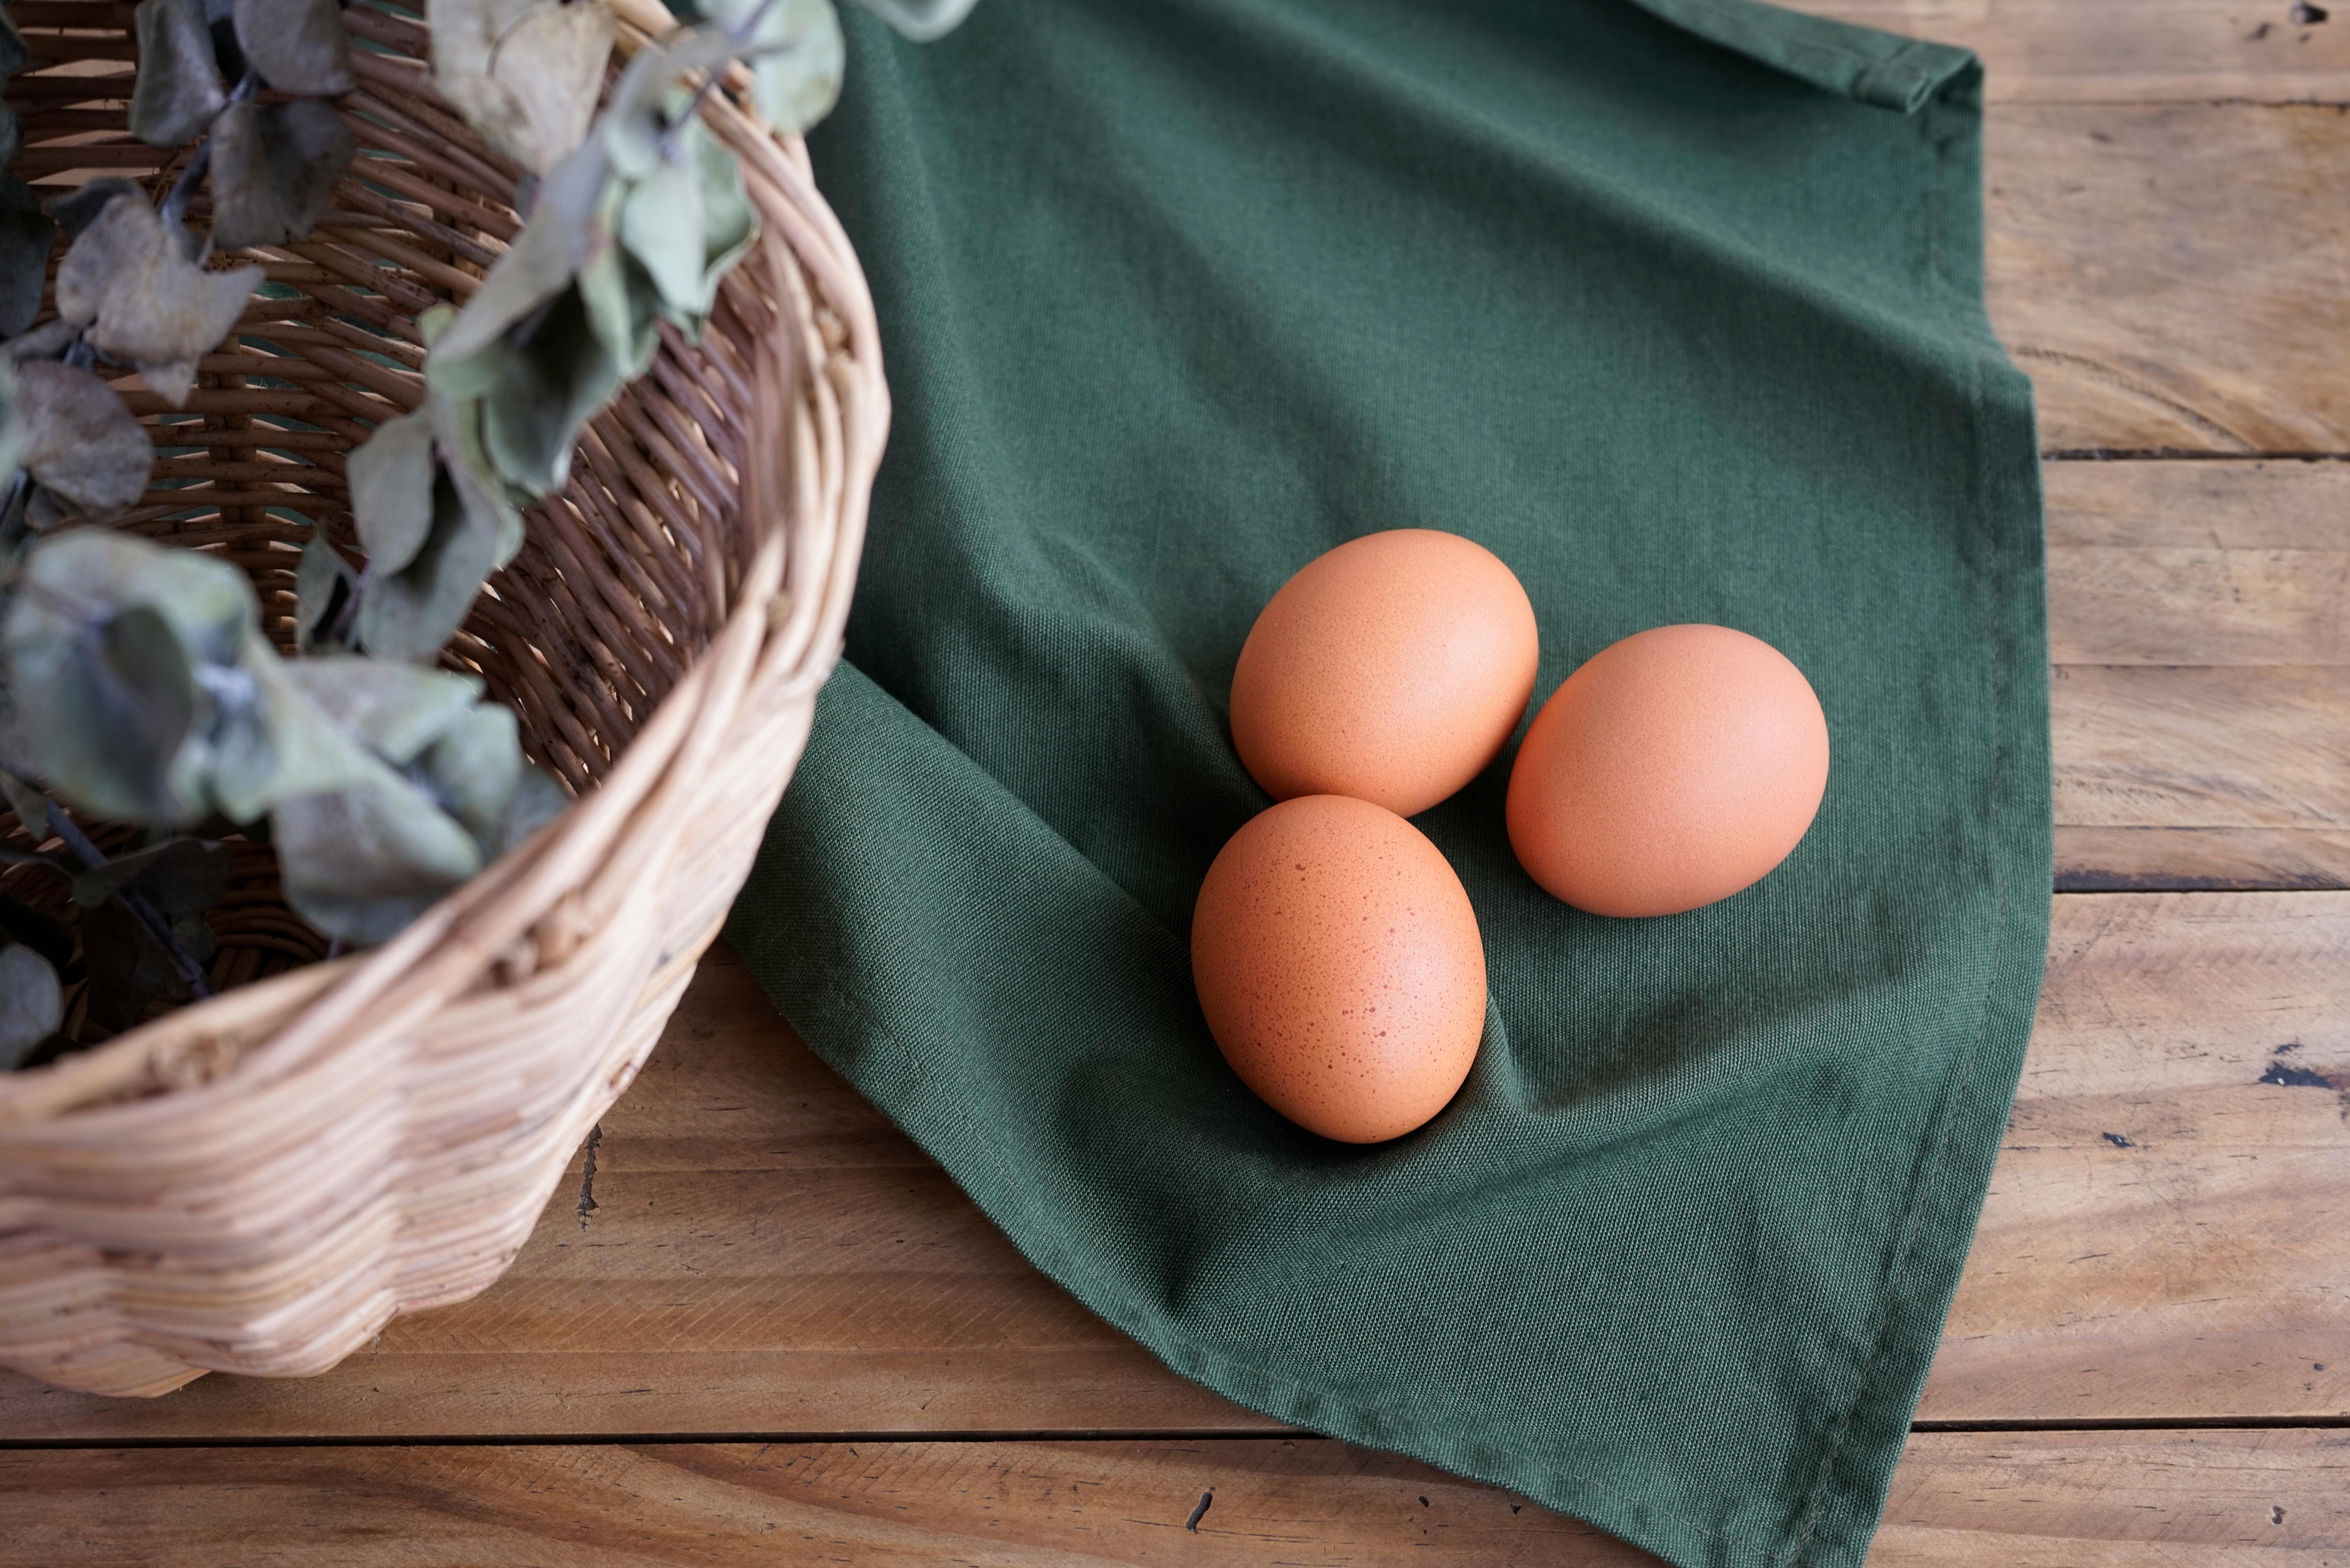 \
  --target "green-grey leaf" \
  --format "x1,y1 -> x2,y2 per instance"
232,0 -> 353,95
432,390 -> 525,566
426,0 -> 550,79
0,893 -> 75,976
477,281 -> 628,497
204,630 -> 399,822
130,0 -> 229,147
72,836 -> 231,927
3,529 -> 258,824
12,361 -> 152,523
409,699 -> 521,852
208,97 -> 357,251
0,358 -> 19,485
355,462 -> 503,660
425,147 -> 607,386
0,174 -> 56,339
345,406 -> 439,572
851,0 -> 978,41
701,0 -> 842,132
293,532 -> 359,654
500,762 -> 568,854
0,768 -> 49,843
278,656 -> 481,763
272,770 -> 483,947
432,0 -> 614,177
54,196 -> 262,408
45,179 -> 142,244
616,151 -> 707,320
0,943 -> 62,1070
